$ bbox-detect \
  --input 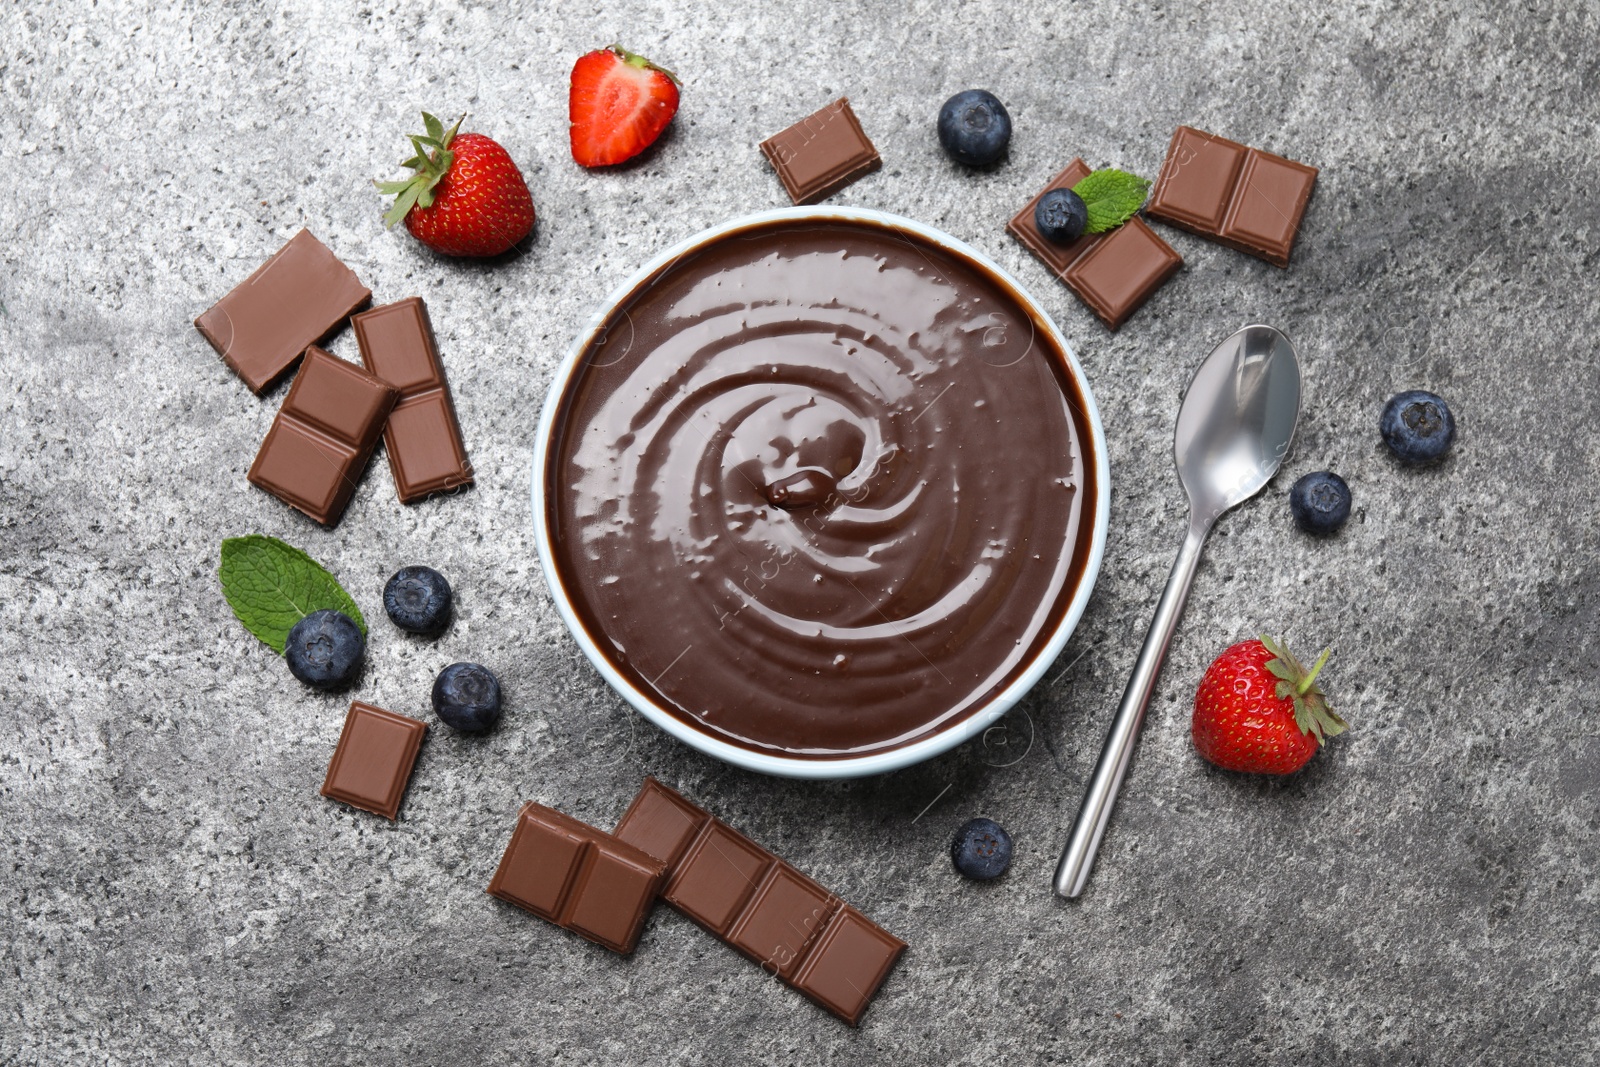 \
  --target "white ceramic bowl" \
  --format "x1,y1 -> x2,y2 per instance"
531,206 -> 1110,779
